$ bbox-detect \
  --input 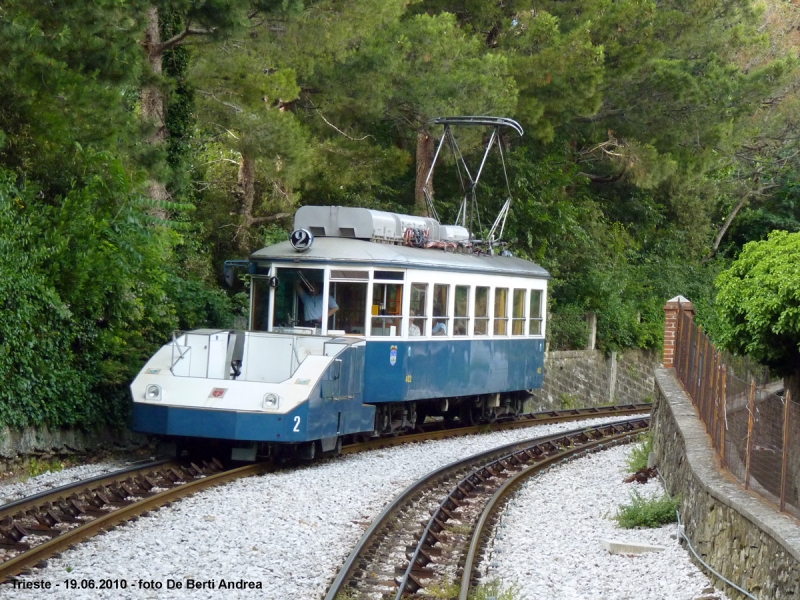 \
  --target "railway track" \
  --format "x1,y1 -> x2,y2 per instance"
0,404 -> 649,585
0,458 -> 272,582
343,403 -> 651,453
325,416 -> 650,600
